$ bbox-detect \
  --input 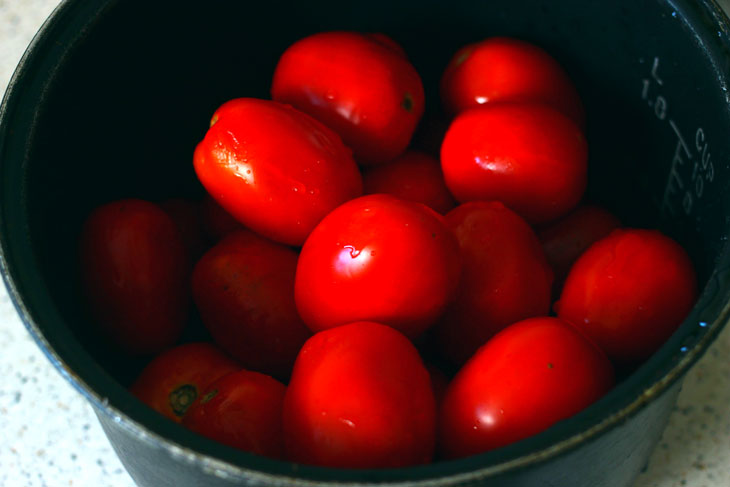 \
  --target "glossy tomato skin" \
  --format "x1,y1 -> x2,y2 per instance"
439,317 -> 614,458
192,230 -> 311,379
130,343 -> 239,422
434,201 -> 553,365
183,370 -> 286,458
441,103 -> 587,224
80,199 -> 190,355
363,151 -> 456,214
271,31 -> 425,165
538,205 -> 621,287
295,194 -> 462,338
556,229 -> 698,366
193,98 -> 362,246
441,37 -> 584,126
283,321 -> 436,467
199,194 -> 246,242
